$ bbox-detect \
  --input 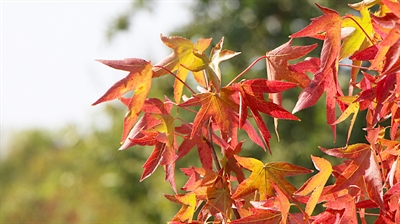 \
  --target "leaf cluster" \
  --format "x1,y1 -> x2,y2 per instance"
94,0 -> 400,223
